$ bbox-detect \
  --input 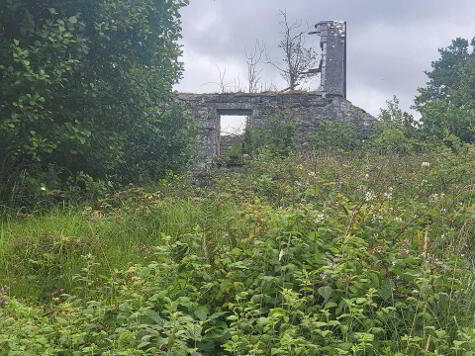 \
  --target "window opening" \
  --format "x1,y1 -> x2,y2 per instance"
220,115 -> 248,136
